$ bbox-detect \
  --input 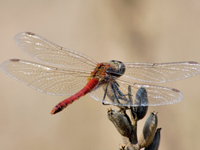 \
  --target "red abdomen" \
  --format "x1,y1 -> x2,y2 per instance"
51,78 -> 99,114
